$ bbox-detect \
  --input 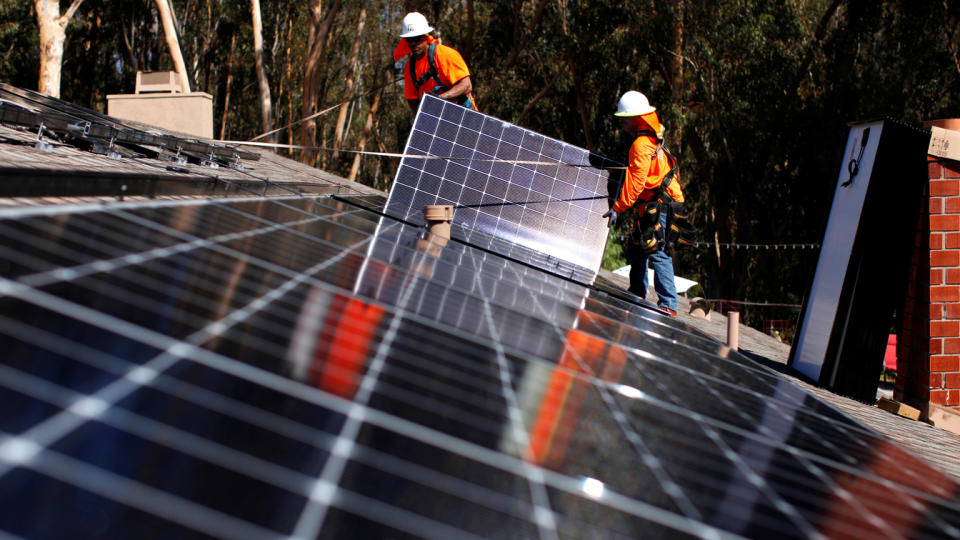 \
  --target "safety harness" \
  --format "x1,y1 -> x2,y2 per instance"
628,130 -> 697,255
409,42 -> 475,110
